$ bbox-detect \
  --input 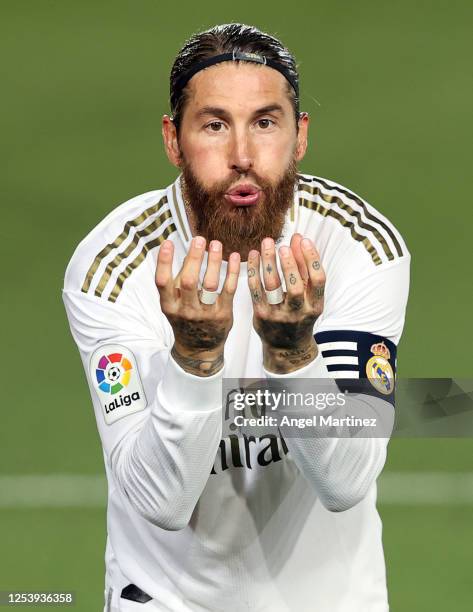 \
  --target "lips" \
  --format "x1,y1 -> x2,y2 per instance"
224,184 -> 261,206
